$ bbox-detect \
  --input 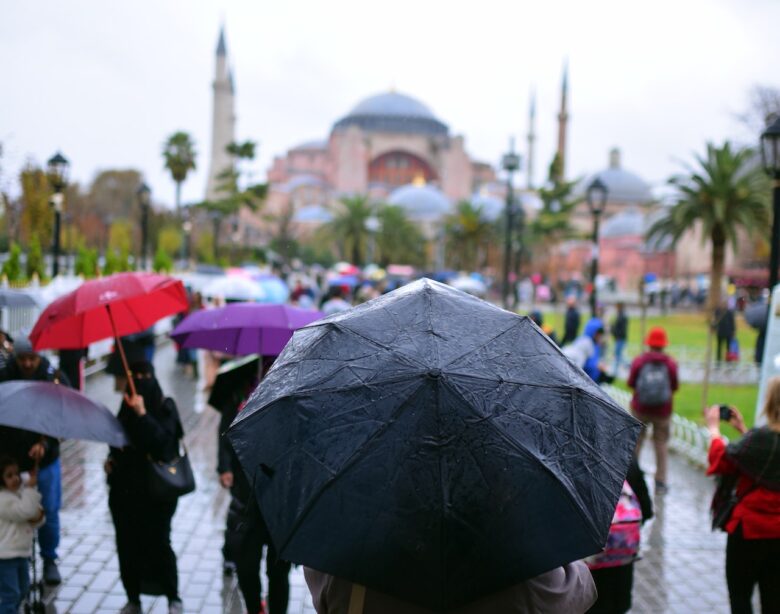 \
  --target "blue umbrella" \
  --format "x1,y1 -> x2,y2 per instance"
254,275 -> 290,304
